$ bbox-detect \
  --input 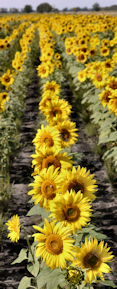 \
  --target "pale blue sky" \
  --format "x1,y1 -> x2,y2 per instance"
0,0 -> 117,10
